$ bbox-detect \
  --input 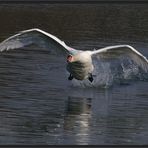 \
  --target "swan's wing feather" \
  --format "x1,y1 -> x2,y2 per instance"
0,28 -> 77,55
91,45 -> 148,72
